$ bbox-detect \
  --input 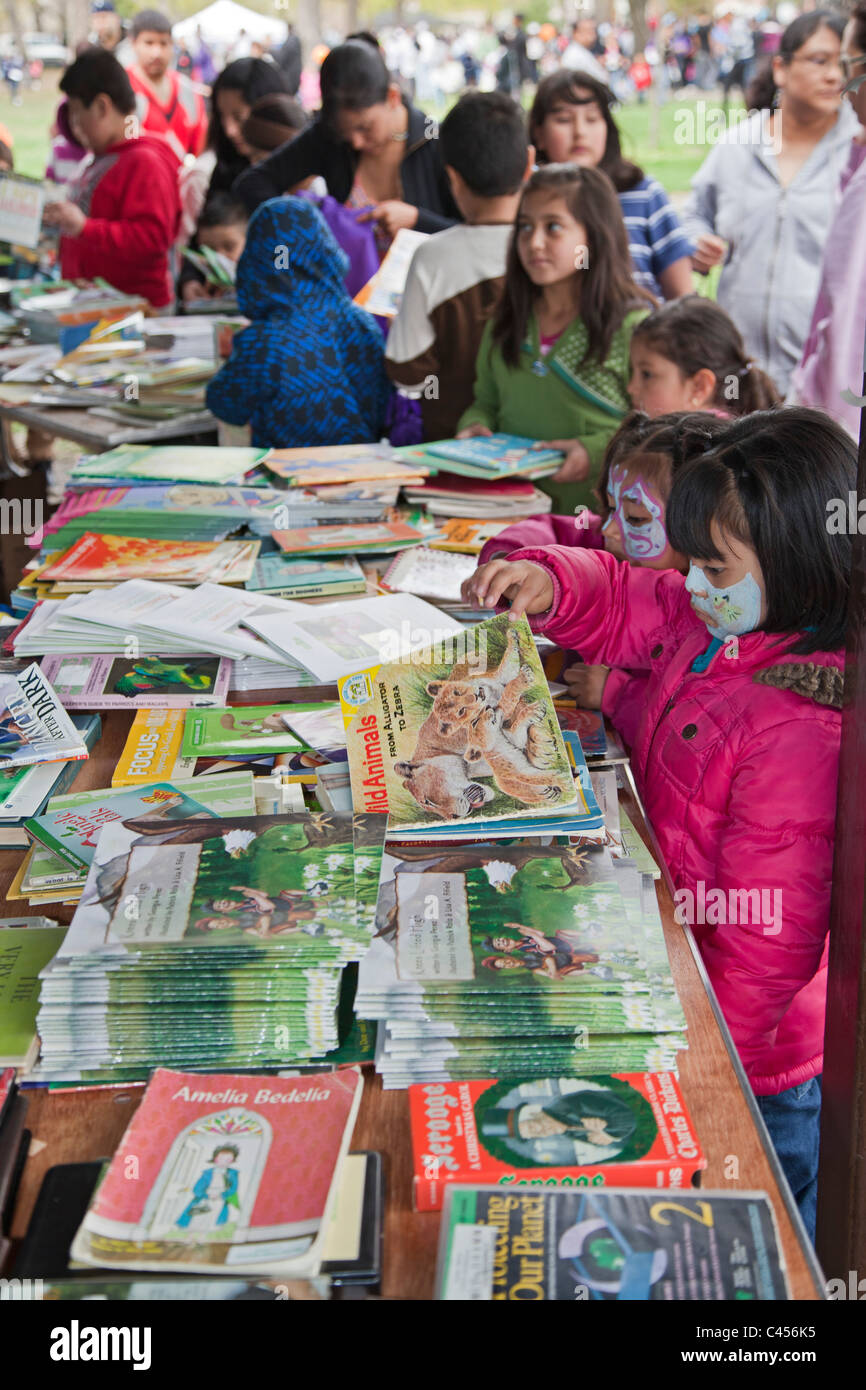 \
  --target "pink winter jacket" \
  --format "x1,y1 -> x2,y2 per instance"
509,544 -> 842,1097
478,512 -> 648,750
